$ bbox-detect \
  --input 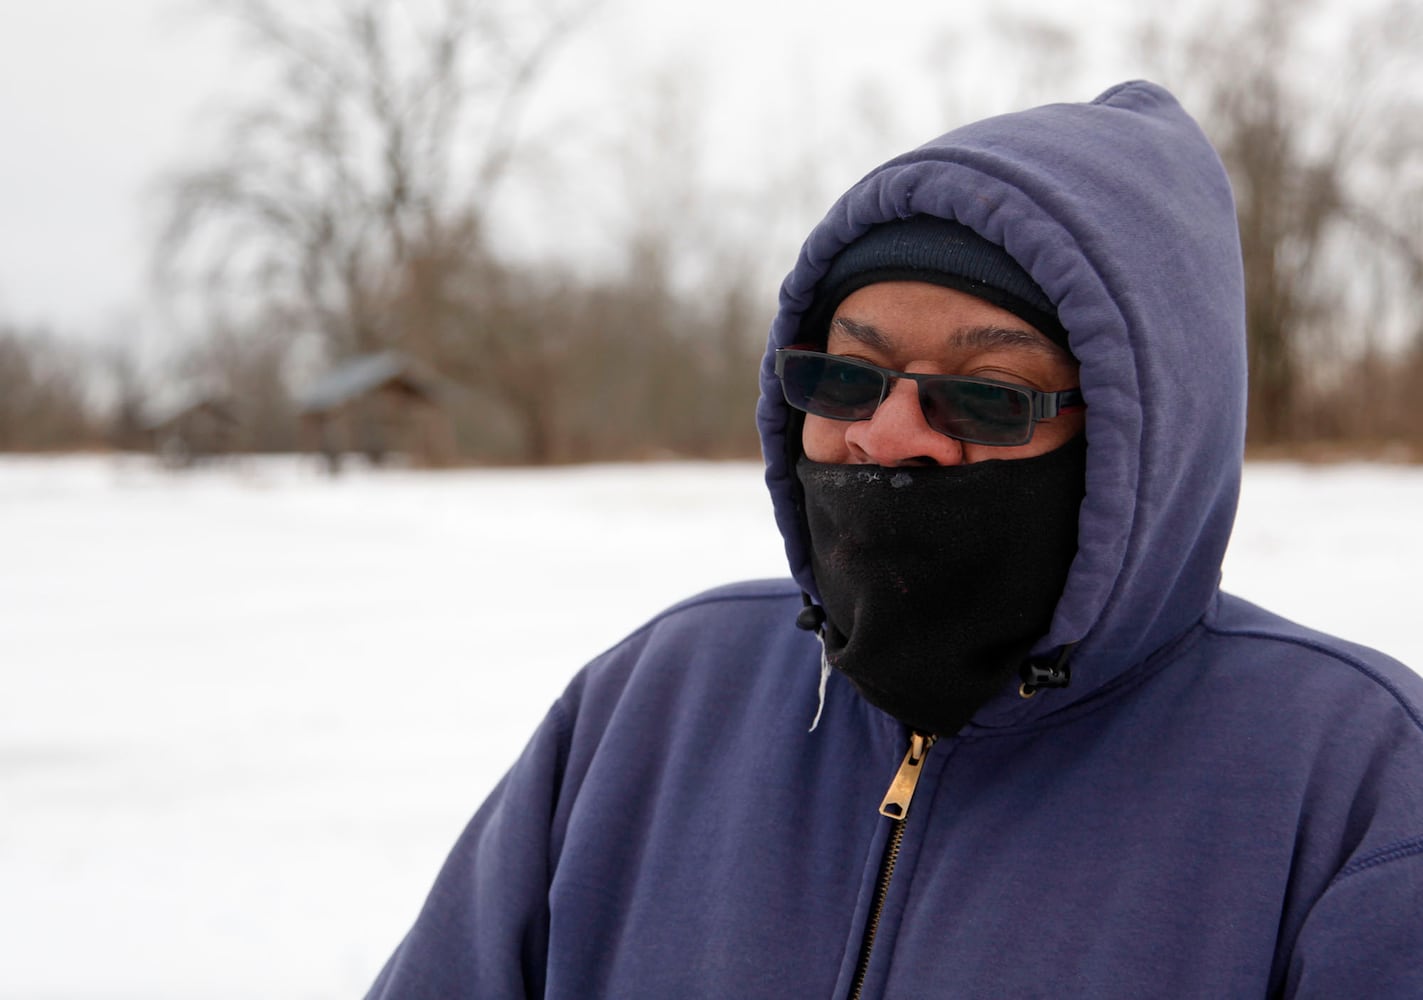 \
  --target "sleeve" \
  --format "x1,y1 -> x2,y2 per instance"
1284,839 -> 1423,998
363,699 -> 573,1000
